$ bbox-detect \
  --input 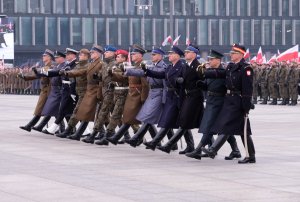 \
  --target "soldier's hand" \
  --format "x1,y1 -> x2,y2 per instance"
32,67 -> 38,75
196,63 -> 206,79
140,62 -> 147,72
176,77 -> 184,84
59,69 -> 66,76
